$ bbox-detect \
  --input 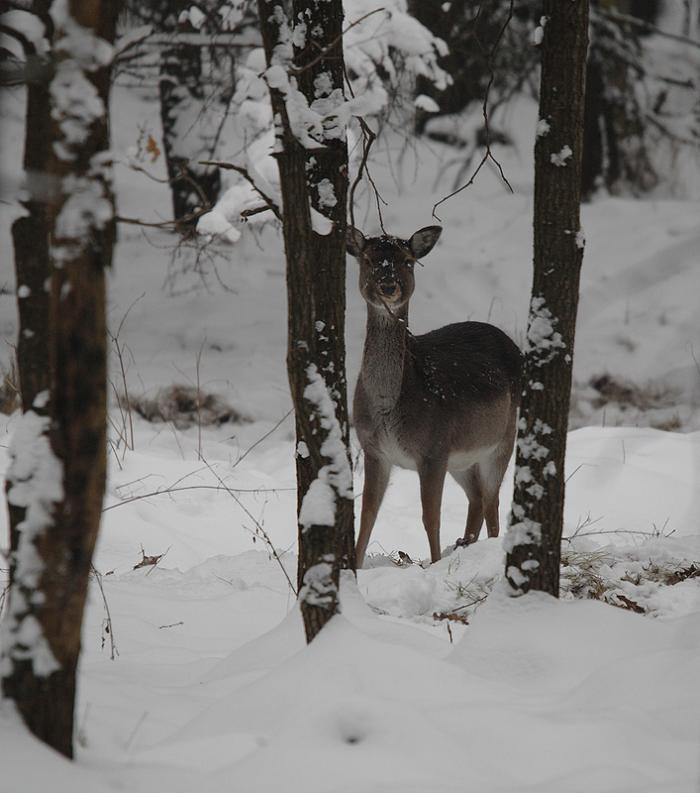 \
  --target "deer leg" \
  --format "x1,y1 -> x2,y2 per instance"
356,453 -> 391,569
462,467 -> 485,544
418,460 -> 447,563
479,438 -> 514,540
450,467 -> 484,545
484,494 -> 500,538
